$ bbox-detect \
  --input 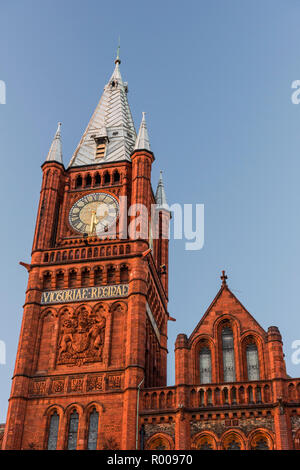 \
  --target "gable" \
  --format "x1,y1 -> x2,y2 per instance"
189,285 -> 267,345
